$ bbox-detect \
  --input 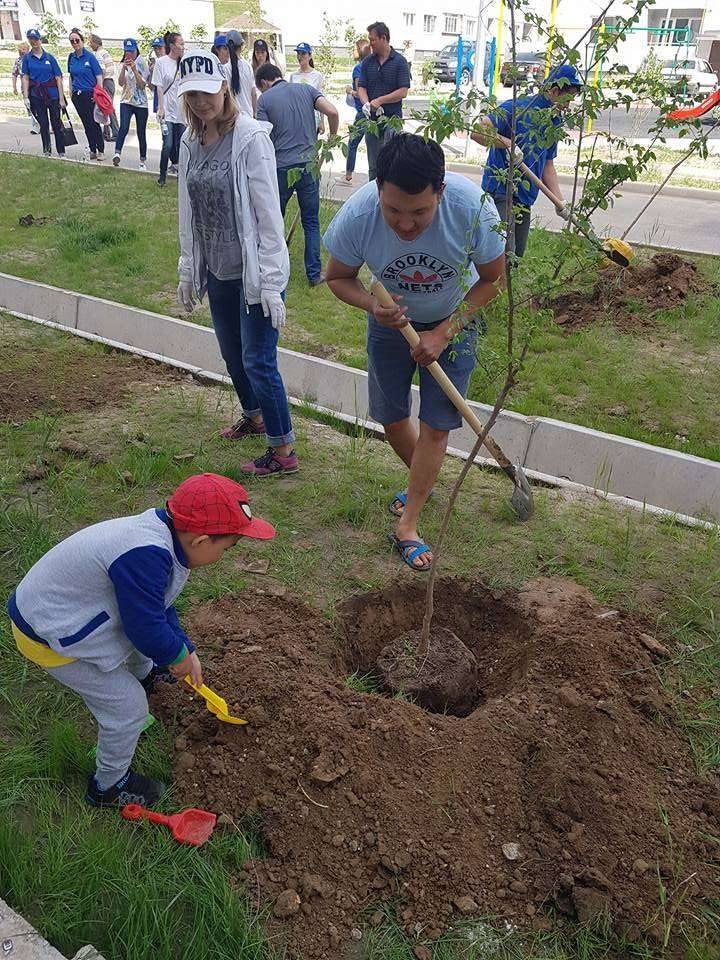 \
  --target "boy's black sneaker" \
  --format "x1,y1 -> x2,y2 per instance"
139,665 -> 176,694
85,769 -> 165,808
